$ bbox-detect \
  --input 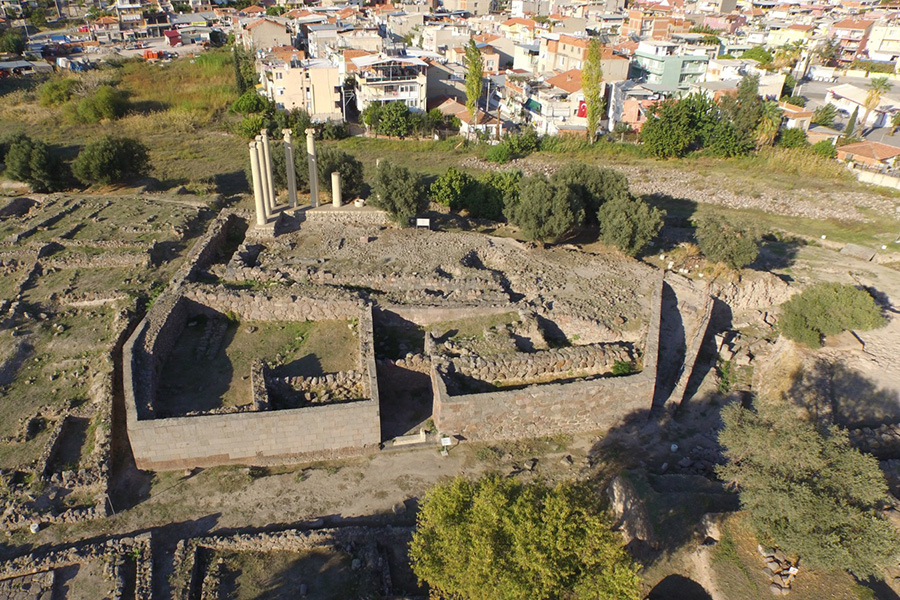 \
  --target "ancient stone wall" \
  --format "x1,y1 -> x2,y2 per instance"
432,273 -> 663,440
124,254 -> 381,469
302,207 -> 391,226
444,342 -> 636,390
